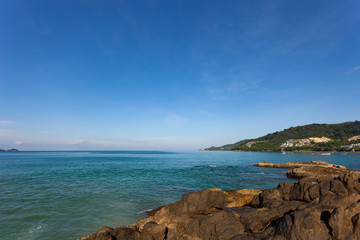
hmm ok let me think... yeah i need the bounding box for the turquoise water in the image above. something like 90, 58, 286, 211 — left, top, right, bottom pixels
1, 151, 360, 240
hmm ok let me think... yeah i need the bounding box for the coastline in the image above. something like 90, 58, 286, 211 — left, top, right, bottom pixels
79, 161, 360, 240
203, 149, 360, 154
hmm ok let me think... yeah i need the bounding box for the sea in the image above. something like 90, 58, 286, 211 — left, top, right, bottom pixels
1, 151, 360, 240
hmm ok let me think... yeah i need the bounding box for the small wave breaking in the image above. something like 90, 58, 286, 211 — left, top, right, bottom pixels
195, 165, 234, 168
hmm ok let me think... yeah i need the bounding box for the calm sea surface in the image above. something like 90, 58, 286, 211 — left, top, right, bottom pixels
1, 151, 360, 239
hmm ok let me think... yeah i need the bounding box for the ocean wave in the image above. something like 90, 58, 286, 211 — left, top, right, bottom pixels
12, 225, 43, 240
28, 225, 42, 234
137, 209, 153, 215
195, 165, 234, 168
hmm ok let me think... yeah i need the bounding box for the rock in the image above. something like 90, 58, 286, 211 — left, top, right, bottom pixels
180, 187, 226, 214
255, 160, 351, 179
79, 162, 360, 240
286, 166, 349, 179
145, 206, 164, 216
254, 160, 346, 170
240, 200, 304, 233
327, 202, 360, 239
78, 227, 141, 240
140, 222, 166, 240
254, 161, 276, 167
273, 208, 330, 240
78, 227, 114, 240
225, 189, 262, 207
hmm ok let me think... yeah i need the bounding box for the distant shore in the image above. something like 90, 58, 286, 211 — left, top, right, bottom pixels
0, 148, 19, 152
202, 149, 359, 154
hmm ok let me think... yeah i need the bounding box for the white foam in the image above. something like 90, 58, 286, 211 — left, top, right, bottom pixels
137, 209, 153, 214
28, 225, 42, 234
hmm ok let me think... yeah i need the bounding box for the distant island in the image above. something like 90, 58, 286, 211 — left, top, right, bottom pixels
0, 148, 19, 152
204, 121, 360, 152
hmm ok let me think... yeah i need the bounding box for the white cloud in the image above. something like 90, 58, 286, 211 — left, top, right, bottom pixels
0, 120, 16, 124
0, 132, 200, 151
164, 115, 188, 125
352, 66, 360, 71
0, 129, 10, 136
133, 137, 177, 143
67, 139, 87, 145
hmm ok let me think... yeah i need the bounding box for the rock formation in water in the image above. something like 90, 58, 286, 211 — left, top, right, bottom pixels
79, 162, 360, 240
254, 160, 355, 179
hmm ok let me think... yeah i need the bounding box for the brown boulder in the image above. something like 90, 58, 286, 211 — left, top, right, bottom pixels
254, 160, 346, 170
273, 208, 330, 240
328, 202, 360, 239
79, 167, 360, 240
79, 227, 141, 240
287, 166, 349, 179
225, 189, 262, 208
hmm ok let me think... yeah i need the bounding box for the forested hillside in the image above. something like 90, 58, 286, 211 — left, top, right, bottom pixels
204, 121, 360, 152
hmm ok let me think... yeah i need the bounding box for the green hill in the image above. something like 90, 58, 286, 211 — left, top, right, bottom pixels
204, 121, 360, 152
204, 139, 249, 151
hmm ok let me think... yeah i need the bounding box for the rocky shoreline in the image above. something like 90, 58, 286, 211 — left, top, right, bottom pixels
254, 160, 354, 179
79, 161, 360, 240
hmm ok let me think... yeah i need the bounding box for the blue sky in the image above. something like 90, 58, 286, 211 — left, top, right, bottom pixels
1, 0, 359, 151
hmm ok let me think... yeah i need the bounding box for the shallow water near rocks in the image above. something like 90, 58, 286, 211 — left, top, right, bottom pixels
1, 151, 359, 240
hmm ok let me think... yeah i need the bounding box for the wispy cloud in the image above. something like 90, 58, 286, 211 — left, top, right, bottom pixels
352, 66, 360, 71
164, 115, 188, 126
66, 139, 88, 145
0, 129, 11, 136
202, 72, 262, 101
133, 137, 177, 143
0, 132, 201, 151
65, 139, 128, 148
130, 136, 200, 150
0, 120, 16, 124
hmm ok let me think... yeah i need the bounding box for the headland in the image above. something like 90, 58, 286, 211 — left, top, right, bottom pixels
204, 121, 360, 153
0, 148, 19, 152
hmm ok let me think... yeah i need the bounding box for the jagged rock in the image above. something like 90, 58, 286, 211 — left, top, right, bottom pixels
225, 189, 262, 207
287, 166, 350, 179
140, 222, 166, 240
79, 162, 360, 240
272, 208, 331, 240
78, 226, 141, 240
254, 160, 354, 179
78, 227, 114, 240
